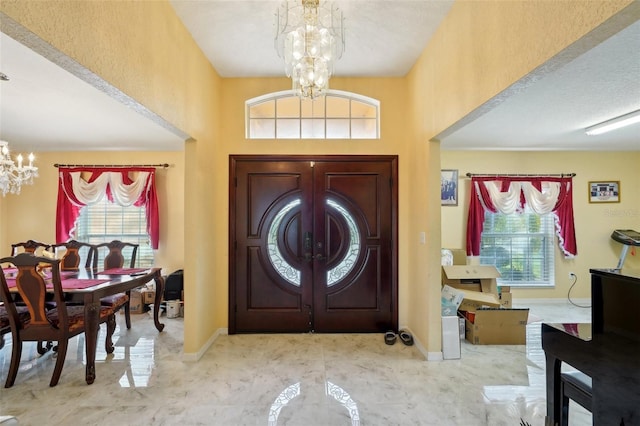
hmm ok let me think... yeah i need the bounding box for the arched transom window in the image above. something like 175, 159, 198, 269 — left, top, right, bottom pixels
246, 90, 380, 139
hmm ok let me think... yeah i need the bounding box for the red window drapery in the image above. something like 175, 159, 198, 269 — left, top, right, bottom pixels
56, 167, 160, 249
466, 176, 576, 258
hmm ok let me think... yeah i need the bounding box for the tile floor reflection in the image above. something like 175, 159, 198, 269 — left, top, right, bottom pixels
0, 300, 592, 425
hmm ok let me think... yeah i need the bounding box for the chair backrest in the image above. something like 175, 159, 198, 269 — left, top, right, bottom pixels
0, 253, 68, 340
51, 240, 95, 271
10, 240, 51, 256
92, 240, 138, 270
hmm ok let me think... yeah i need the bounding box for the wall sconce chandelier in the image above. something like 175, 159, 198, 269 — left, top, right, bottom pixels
0, 140, 38, 196
275, 0, 345, 99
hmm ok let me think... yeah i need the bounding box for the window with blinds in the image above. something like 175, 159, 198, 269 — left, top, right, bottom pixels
479, 207, 555, 287
73, 198, 154, 268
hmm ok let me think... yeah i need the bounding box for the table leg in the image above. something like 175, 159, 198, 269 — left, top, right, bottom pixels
544, 353, 562, 426
153, 272, 165, 332
84, 302, 100, 385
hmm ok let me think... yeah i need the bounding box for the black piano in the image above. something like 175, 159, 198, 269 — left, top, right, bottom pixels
542, 268, 640, 425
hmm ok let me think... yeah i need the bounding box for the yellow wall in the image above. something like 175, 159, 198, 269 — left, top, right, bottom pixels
1, 0, 636, 358
441, 150, 640, 299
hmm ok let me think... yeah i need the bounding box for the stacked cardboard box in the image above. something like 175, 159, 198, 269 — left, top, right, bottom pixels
128, 287, 156, 314
441, 264, 529, 345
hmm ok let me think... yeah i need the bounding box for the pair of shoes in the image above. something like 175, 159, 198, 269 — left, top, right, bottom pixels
384, 331, 397, 345
399, 330, 414, 346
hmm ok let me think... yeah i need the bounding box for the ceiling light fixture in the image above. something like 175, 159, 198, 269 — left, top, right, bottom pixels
275, 0, 345, 99
585, 109, 640, 136
0, 140, 38, 196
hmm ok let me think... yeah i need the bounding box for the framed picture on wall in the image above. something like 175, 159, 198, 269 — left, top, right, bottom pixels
441, 169, 458, 206
588, 181, 620, 203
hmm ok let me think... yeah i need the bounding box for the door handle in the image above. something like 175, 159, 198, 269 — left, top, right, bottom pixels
314, 253, 325, 261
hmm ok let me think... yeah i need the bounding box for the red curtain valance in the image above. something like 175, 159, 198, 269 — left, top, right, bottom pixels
466, 176, 576, 258
56, 167, 160, 249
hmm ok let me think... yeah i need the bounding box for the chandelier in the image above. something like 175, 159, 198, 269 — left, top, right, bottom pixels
275, 0, 345, 99
0, 140, 38, 196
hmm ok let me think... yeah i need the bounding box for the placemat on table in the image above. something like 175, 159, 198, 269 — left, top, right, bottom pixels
56, 279, 111, 289
98, 268, 148, 275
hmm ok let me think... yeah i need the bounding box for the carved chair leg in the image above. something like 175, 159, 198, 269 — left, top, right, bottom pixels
5, 334, 22, 388
124, 292, 131, 329
105, 315, 116, 354
50, 339, 68, 387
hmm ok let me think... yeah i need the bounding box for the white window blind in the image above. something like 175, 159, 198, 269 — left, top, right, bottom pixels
480, 208, 555, 287
73, 198, 154, 268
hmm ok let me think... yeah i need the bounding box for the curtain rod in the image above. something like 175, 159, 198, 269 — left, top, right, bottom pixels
54, 163, 169, 169
465, 172, 575, 177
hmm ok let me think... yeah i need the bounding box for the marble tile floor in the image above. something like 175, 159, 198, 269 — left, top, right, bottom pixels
0, 300, 592, 426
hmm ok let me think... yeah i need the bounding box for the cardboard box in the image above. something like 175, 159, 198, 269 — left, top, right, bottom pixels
441, 285, 464, 316
464, 308, 529, 345
457, 289, 501, 312
499, 290, 513, 309
128, 289, 144, 314
442, 265, 501, 295
141, 289, 155, 305
442, 316, 461, 359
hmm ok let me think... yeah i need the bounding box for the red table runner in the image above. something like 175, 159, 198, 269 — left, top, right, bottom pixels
98, 268, 148, 275
5, 278, 110, 290
57, 279, 111, 289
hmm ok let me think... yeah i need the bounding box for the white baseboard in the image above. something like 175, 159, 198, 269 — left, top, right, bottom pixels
399, 325, 443, 361
182, 327, 228, 362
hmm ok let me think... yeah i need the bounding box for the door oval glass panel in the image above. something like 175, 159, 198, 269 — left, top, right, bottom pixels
326, 199, 360, 287
267, 199, 301, 286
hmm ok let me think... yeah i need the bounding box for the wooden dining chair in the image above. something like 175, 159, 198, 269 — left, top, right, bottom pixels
51, 240, 95, 271
10, 240, 51, 256
92, 240, 139, 270
0, 304, 30, 350
0, 253, 117, 387
92, 240, 140, 329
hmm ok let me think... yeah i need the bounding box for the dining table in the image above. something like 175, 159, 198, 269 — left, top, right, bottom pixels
5, 266, 165, 385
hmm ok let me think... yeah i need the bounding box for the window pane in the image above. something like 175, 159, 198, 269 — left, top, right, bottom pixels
351, 119, 377, 139
246, 91, 380, 140
276, 97, 300, 118
351, 101, 376, 118
74, 198, 154, 268
301, 97, 325, 118
326, 96, 350, 118
326, 119, 350, 138
276, 118, 300, 139
249, 100, 275, 118
480, 210, 555, 287
301, 119, 325, 139
250, 119, 275, 139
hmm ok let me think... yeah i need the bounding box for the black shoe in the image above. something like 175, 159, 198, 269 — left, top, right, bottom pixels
399, 330, 414, 346
384, 331, 397, 345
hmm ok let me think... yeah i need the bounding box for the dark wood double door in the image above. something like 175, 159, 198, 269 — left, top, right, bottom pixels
229, 156, 398, 333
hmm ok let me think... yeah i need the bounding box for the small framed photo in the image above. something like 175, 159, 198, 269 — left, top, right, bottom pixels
441, 169, 458, 206
588, 181, 620, 203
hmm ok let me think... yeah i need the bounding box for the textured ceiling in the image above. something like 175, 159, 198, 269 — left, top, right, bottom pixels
0, 2, 639, 153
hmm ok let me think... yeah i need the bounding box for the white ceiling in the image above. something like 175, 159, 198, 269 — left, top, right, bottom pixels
0, 1, 639, 153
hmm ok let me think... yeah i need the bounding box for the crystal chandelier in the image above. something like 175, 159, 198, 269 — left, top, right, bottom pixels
0, 140, 38, 196
275, 0, 345, 99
